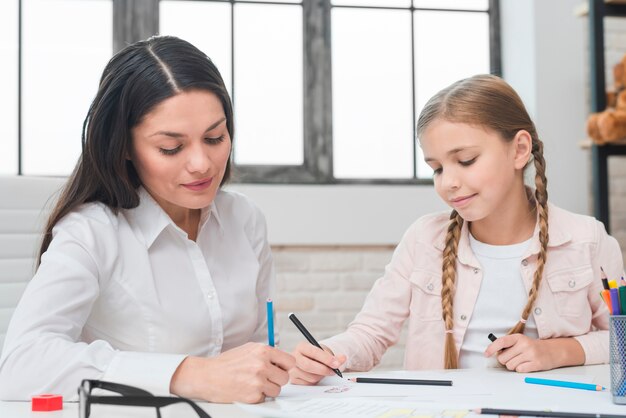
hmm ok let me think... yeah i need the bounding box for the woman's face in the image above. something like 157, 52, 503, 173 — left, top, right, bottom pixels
130, 89, 231, 219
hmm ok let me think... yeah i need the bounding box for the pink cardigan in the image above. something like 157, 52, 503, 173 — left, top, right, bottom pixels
322, 203, 623, 371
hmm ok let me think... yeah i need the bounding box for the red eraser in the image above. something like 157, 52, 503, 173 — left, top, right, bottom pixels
31, 394, 63, 411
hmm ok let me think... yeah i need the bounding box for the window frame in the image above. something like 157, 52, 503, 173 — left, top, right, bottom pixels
13, 0, 500, 184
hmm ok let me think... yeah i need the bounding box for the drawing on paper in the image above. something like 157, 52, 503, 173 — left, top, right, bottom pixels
324, 385, 352, 393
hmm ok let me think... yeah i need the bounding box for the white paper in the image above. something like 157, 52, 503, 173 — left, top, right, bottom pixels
279, 373, 492, 400
238, 398, 479, 418
254, 367, 620, 417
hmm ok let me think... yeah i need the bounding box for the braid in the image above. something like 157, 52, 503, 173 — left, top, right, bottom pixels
441, 210, 463, 369
509, 138, 549, 335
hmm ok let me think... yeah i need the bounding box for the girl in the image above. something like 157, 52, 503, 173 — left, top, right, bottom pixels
0, 36, 294, 403
290, 74, 623, 384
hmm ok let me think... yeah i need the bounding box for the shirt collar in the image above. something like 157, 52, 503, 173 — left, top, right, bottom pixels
126, 187, 224, 248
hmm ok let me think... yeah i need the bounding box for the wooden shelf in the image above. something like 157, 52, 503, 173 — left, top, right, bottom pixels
586, 0, 626, 231
579, 138, 626, 149
576, 0, 626, 17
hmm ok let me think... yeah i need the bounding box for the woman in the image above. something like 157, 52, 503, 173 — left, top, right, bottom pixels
0, 35, 294, 404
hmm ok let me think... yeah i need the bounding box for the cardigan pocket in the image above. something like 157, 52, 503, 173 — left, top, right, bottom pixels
409, 269, 443, 321
545, 266, 594, 317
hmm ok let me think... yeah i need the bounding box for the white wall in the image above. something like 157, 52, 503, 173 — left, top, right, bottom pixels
501, 0, 589, 215
231, 0, 591, 245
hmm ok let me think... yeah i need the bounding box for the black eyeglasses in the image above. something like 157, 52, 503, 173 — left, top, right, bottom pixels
78, 379, 211, 418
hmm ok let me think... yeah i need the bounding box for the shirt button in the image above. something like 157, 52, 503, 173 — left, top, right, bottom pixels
522, 259, 528, 266
568, 280, 576, 288
473, 268, 479, 274
207, 291, 215, 299
534, 307, 542, 315
460, 314, 467, 320
427, 283, 434, 291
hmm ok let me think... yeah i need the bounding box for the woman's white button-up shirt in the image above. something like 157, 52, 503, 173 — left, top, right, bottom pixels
0, 187, 275, 400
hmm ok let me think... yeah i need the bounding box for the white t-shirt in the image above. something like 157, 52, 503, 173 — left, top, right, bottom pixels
459, 234, 539, 368
0, 187, 274, 400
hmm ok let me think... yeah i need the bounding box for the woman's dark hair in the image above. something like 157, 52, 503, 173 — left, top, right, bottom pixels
38, 35, 234, 264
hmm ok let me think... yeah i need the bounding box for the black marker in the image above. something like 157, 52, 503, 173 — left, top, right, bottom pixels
487, 333, 497, 342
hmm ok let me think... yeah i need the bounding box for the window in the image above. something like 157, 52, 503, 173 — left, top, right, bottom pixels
21, 0, 112, 176
161, 0, 499, 183
6, 0, 499, 182
160, 0, 307, 182
4, 0, 112, 177
331, 7, 414, 179
0, 0, 18, 175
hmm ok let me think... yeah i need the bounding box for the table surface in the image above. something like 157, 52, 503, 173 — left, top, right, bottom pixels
0, 364, 618, 417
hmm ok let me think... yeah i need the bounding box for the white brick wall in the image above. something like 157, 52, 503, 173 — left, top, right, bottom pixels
271, 246, 408, 370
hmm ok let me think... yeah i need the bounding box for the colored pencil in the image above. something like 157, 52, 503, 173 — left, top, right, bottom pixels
525, 377, 605, 391
601, 266, 610, 290
288, 312, 343, 378
349, 377, 452, 386
266, 299, 274, 347
475, 408, 626, 418
619, 286, 626, 315
601, 289, 613, 312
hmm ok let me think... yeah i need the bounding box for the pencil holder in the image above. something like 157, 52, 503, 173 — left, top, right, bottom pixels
610, 315, 626, 404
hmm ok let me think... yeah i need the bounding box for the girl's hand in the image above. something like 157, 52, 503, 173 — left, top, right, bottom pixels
484, 333, 584, 372
289, 341, 347, 385
170, 342, 295, 403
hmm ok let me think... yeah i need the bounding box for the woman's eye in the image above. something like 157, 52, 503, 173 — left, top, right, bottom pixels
432, 167, 442, 175
159, 145, 182, 155
205, 135, 225, 145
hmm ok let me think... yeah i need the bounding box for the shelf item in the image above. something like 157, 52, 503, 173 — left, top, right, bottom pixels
587, 0, 626, 232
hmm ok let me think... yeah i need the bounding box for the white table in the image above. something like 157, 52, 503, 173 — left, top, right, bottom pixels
0, 365, 618, 418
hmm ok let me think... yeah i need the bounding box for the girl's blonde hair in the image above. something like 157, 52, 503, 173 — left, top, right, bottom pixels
416, 74, 549, 369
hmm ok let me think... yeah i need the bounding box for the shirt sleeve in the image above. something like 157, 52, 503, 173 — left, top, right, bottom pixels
0, 211, 185, 400
574, 220, 625, 365
321, 221, 419, 372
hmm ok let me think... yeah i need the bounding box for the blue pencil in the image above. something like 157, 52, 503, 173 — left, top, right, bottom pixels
524, 377, 605, 391
266, 299, 275, 347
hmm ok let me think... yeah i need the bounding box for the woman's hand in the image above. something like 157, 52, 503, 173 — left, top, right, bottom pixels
170, 342, 295, 403
484, 333, 585, 372
289, 341, 347, 385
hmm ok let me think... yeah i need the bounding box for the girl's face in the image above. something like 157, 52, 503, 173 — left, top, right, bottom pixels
130, 89, 231, 220
420, 119, 529, 223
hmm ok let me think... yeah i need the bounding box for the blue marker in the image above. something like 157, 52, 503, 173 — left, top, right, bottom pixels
525, 377, 605, 391
266, 298, 275, 347
611, 288, 621, 315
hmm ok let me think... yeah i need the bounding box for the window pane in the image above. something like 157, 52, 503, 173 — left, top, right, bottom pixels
160, 1, 232, 95
332, 0, 410, 7
0, 0, 18, 175
22, 0, 112, 176
332, 8, 413, 179
233, 4, 303, 165
414, 11, 489, 178
413, 0, 488, 11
